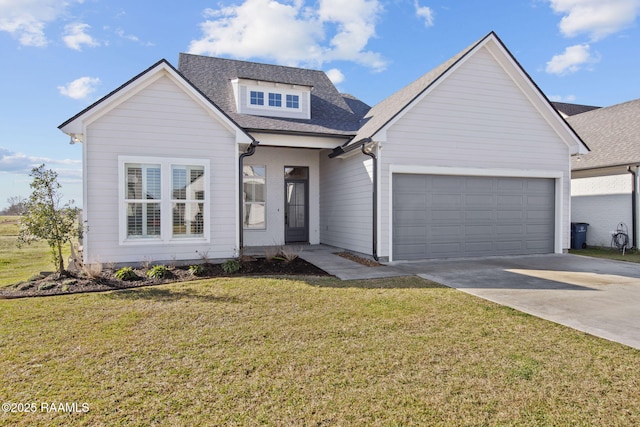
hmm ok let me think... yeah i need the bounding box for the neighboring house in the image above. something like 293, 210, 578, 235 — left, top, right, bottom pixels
59, 32, 587, 265
567, 99, 640, 249
552, 101, 600, 119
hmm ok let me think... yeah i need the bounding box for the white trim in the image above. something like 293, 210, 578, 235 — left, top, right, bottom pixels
387, 165, 565, 261
60, 62, 251, 144
118, 155, 211, 246
372, 34, 588, 155
389, 165, 563, 179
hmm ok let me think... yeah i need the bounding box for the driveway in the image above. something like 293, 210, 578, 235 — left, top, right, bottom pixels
391, 254, 640, 350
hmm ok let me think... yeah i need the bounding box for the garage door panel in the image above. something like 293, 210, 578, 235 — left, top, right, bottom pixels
393, 174, 555, 260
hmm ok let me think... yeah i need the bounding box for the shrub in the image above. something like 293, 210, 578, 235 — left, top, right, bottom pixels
115, 267, 138, 281
147, 265, 169, 279
188, 264, 206, 277
38, 282, 56, 291
222, 259, 241, 274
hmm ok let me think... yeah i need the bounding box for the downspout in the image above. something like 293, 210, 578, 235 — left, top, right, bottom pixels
361, 142, 378, 261
628, 166, 640, 249
239, 141, 259, 250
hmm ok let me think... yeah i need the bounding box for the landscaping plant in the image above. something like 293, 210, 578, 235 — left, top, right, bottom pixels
17, 164, 82, 277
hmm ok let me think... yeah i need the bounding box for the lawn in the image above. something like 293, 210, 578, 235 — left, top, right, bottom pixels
0, 216, 70, 287
1, 276, 639, 426
570, 246, 640, 263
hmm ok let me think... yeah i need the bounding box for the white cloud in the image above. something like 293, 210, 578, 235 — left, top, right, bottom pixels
548, 0, 640, 40
326, 68, 345, 84
0, 147, 81, 175
0, 0, 80, 47
548, 94, 577, 102
115, 28, 155, 47
188, 0, 387, 71
58, 76, 101, 100
545, 43, 598, 74
414, 1, 434, 27
63, 23, 99, 50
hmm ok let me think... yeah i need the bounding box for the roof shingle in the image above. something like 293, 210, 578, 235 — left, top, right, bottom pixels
178, 53, 369, 137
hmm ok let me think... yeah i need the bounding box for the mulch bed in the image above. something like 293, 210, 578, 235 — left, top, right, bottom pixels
0, 257, 330, 299
336, 251, 382, 267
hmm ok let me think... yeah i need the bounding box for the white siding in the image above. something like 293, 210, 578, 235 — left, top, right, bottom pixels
243, 146, 320, 246
379, 46, 571, 257
571, 174, 633, 247
319, 150, 374, 255
84, 75, 238, 264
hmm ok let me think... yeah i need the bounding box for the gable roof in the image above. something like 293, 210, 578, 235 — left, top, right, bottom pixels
59, 59, 252, 143
552, 101, 601, 117
569, 98, 640, 171
178, 54, 369, 137
344, 31, 588, 156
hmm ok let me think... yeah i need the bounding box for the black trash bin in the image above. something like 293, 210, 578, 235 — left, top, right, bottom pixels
571, 222, 589, 249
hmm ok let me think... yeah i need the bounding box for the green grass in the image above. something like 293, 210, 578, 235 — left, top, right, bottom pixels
0, 216, 71, 287
1, 276, 639, 426
570, 246, 640, 263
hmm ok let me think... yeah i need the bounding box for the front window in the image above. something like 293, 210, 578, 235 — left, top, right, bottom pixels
125, 163, 161, 239
120, 157, 209, 244
172, 165, 205, 237
243, 165, 266, 229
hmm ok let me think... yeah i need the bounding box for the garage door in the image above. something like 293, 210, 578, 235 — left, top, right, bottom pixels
393, 175, 555, 260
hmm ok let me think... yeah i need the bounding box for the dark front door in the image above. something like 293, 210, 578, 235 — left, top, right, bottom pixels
284, 167, 309, 243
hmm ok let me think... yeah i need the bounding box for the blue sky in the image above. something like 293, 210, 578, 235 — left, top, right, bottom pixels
1, 0, 639, 209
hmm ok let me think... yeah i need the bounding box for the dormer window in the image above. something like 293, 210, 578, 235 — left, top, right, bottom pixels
232, 78, 311, 120
250, 91, 264, 106
268, 93, 282, 107
286, 94, 299, 109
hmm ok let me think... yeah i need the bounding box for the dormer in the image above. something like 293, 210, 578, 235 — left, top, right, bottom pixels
231, 78, 312, 120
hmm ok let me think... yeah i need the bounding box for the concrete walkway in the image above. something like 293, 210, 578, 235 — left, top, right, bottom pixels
297, 245, 407, 280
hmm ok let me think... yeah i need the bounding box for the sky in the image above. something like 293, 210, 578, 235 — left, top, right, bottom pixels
1, 0, 639, 209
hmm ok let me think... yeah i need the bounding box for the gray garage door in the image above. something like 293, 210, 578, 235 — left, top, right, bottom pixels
393, 175, 555, 260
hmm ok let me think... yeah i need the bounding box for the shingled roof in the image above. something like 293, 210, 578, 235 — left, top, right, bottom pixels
552, 101, 600, 117
178, 53, 369, 137
569, 98, 640, 171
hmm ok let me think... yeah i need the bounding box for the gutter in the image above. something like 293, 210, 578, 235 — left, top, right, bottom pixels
329, 137, 378, 261
239, 140, 260, 251
628, 166, 640, 249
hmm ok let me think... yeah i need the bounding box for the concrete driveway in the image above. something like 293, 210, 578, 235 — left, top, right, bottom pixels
392, 254, 640, 350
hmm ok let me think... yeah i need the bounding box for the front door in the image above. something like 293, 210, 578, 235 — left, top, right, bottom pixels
284, 166, 309, 243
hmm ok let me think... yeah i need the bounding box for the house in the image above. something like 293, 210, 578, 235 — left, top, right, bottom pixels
567, 99, 640, 249
59, 32, 588, 265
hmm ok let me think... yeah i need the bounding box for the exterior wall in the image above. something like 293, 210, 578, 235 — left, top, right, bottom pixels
571, 174, 633, 247
243, 146, 320, 246
84, 74, 238, 264
319, 149, 373, 255
378, 46, 571, 259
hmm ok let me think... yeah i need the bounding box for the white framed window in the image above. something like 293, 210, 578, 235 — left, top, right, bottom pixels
243, 165, 266, 229
250, 91, 264, 105
286, 94, 299, 109
268, 92, 282, 107
119, 156, 210, 244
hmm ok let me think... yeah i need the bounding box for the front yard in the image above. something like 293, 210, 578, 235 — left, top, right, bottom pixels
2, 276, 639, 425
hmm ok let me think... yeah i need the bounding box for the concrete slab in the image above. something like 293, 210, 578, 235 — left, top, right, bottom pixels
298, 245, 407, 280
390, 254, 640, 349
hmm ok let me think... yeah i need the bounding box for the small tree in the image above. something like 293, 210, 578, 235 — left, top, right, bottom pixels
18, 164, 82, 276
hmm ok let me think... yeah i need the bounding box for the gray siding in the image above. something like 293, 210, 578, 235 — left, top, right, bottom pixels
319, 150, 373, 255
84, 74, 238, 264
